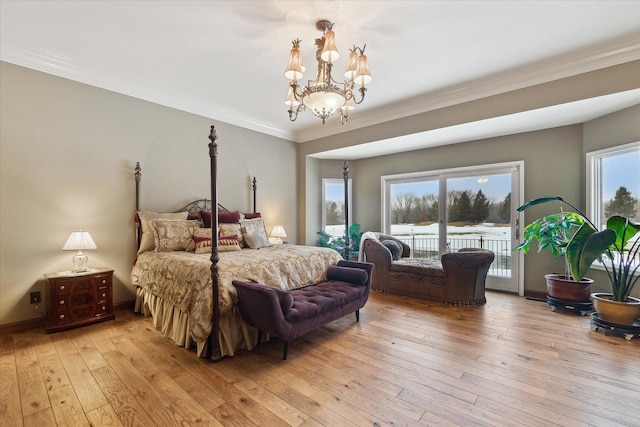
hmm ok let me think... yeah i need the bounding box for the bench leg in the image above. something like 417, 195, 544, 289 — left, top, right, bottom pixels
282, 341, 290, 360
355, 309, 360, 322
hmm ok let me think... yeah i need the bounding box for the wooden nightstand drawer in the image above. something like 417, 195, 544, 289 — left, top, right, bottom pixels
44, 267, 115, 333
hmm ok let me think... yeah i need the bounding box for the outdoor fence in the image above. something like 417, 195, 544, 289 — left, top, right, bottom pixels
393, 235, 512, 277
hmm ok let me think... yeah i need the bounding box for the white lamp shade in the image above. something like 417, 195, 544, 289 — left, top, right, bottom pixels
284, 84, 301, 108
354, 54, 372, 86
320, 29, 339, 63
284, 44, 305, 81
63, 231, 97, 251
344, 49, 358, 81
63, 231, 97, 272
271, 225, 287, 239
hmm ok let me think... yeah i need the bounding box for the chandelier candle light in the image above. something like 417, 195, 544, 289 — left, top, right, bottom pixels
62, 230, 97, 272
284, 20, 372, 125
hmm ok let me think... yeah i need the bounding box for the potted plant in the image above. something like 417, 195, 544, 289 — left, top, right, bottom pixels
514, 206, 593, 302
317, 223, 364, 260
517, 196, 640, 325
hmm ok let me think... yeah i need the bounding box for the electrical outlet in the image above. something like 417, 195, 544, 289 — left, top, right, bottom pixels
30, 291, 41, 304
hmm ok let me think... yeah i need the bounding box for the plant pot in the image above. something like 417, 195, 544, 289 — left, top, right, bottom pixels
545, 274, 593, 302
591, 293, 640, 326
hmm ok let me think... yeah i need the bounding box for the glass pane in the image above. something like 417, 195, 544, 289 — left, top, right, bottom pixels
600, 150, 640, 225
389, 179, 440, 261
446, 173, 512, 277
324, 180, 345, 238
600, 149, 640, 267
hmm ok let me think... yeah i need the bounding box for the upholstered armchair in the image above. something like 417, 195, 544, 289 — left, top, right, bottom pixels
361, 232, 495, 306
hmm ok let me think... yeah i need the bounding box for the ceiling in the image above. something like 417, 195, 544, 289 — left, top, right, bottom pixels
2, 1, 639, 158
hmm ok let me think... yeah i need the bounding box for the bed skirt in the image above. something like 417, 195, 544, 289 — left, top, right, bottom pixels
134, 286, 258, 357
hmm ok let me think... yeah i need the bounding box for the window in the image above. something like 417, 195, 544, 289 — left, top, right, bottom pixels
322, 178, 352, 238
587, 142, 640, 269
382, 161, 522, 293
587, 142, 640, 229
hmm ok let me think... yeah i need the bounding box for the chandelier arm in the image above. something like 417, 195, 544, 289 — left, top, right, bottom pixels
288, 104, 305, 122
352, 87, 367, 105
290, 82, 304, 100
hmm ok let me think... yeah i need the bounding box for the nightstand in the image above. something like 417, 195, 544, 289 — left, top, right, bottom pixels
44, 267, 115, 333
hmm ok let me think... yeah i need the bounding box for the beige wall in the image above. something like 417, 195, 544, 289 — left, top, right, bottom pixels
298, 62, 640, 295
308, 108, 639, 296
0, 62, 296, 326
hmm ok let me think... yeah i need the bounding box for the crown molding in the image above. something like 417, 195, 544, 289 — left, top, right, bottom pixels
3, 34, 638, 144
292, 34, 640, 142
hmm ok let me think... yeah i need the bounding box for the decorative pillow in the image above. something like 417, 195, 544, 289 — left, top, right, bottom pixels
193, 229, 242, 253
137, 211, 188, 254
240, 218, 270, 248
327, 266, 369, 286
381, 239, 402, 260
200, 210, 212, 228
242, 212, 262, 219
152, 219, 201, 252
200, 210, 242, 228
219, 210, 241, 224
241, 226, 270, 249
219, 223, 244, 247
218, 235, 242, 252
193, 228, 213, 254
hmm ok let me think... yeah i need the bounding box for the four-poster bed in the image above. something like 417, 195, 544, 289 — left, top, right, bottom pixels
131, 125, 352, 361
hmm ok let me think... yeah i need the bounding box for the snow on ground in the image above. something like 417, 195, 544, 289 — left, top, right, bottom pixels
327, 223, 510, 241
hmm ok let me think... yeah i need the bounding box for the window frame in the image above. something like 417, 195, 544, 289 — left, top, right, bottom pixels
586, 141, 640, 230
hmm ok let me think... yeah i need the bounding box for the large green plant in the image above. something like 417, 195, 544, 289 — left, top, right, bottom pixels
317, 223, 364, 260
514, 211, 584, 278
517, 196, 640, 301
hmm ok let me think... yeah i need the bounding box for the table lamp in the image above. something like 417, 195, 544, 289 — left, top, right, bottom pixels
62, 230, 97, 272
270, 225, 287, 244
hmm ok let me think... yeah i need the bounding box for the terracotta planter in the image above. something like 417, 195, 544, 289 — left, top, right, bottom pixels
591, 293, 640, 326
545, 274, 593, 302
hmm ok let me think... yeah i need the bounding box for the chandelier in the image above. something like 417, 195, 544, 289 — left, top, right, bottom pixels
284, 20, 372, 125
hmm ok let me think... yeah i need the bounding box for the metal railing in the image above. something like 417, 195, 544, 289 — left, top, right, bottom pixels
393, 235, 512, 277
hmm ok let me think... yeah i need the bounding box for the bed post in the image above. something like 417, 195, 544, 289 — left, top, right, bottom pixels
252, 177, 257, 213
343, 161, 350, 260
134, 162, 142, 248
207, 125, 222, 362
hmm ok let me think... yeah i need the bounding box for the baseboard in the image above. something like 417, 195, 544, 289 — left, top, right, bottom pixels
0, 299, 136, 335
524, 290, 547, 302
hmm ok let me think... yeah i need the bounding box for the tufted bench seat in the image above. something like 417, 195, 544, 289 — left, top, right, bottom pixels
232, 260, 374, 360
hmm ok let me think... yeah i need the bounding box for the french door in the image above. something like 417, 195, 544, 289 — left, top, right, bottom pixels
383, 161, 523, 294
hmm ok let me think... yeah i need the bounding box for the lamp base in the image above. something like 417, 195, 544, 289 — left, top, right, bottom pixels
72, 251, 89, 272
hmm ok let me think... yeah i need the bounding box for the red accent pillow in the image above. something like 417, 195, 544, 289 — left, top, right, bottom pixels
199, 210, 241, 228
219, 211, 241, 224
243, 212, 262, 219
199, 210, 212, 228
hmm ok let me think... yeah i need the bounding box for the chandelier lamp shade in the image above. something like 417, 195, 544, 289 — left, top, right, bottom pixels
62, 230, 97, 272
284, 19, 372, 125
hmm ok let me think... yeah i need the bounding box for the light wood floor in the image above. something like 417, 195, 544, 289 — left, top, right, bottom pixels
1, 291, 638, 427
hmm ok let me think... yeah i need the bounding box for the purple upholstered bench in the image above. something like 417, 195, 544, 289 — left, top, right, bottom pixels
232, 260, 374, 360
